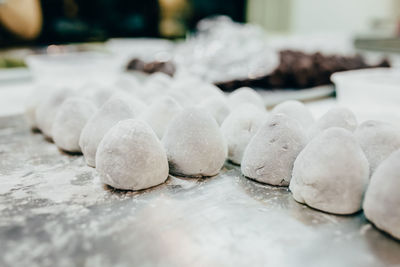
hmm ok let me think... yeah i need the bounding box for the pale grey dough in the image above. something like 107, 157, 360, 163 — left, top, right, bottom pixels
308, 107, 357, 140
166, 80, 223, 107
221, 103, 268, 165
363, 149, 400, 240
96, 119, 169, 190
199, 96, 230, 125
228, 87, 264, 110
35, 87, 75, 138
111, 91, 147, 115
79, 96, 139, 167
290, 127, 369, 215
162, 107, 226, 177
354, 120, 400, 175
139, 96, 182, 139
272, 100, 314, 130
195, 83, 226, 102
52, 98, 97, 153
24, 86, 51, 130
80, 83, 115, 107
241, 114, 307, 186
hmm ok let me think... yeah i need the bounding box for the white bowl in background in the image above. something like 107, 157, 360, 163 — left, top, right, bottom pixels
331, 68, 400, 126
26, 52, 123, 88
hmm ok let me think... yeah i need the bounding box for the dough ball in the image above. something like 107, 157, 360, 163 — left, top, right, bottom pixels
96, 119, 169, 190
79, 95, 138, 167
308, 107, 358, 140
221, 103, 268, 165
139, 96, 182, 139
52, 98, 97, 152
198, 96, 230, 125
272, 100, 314, 130
241, 114, 307, 186
162, 107, 226, 177
166, 78, 204, 107
290, 127, 369, 214
196, 83, 226, 102
355, 120, 400, 175
114, 74, 141, 95
228, 87, 264, 110
80, 83, 115, 107
145, 72, 172, 89
110, 91, 147, 115
24, 85, 51, 130
35, 87, 76, 138
363, 149, 400, 240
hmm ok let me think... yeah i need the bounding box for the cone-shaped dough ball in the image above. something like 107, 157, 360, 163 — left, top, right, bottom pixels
228, 87, 264, 110
79, 96, 138, 167
162, 107, 226, 177
111, 92, 147, 115
355, 120, 400, 175
199, 96, 230, 125
145, 72, 172, 89
25, 85, 51, 130
52, 98, 97, 153
35, 87, 75, 138
221, 104, 268, 165
96, 119, 169, 190
80, 83, 115, 107
139, 96, 182, 139
272, 100, 314, 130
363, 149, 400, 240
114, 74, 141, 96
241, 114, 307, 186
196, 83, 226, 102
290, 127, 369, 215
308, 107, 357, 140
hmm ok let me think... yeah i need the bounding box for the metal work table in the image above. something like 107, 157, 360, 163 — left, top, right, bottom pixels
1, 115, 399, 267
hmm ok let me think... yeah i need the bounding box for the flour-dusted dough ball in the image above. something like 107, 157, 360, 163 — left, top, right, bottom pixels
272, 100, 314, 130
221, 104, 268, 165
79, 96, 138, 167
199, 96, 230, 125
111, 91, 147, 115
35, 87, 76, 138
354, 120, 400, 175
52, 98, 97, 153
290, 127, 369, 214
139, 96, 182, 139
228, 87, 264, 110
114, 74, 141, 95
241, 114, 307, 186
308, 107, 357, 140
196, 83, 226, 102
24, 85, 51, 130
363, 149, 400, 240
145, 72, 172, 89
80, 83, 115, 107
96, 119, 169, 190
162, 107, 226, 177
166, 77, 204, 107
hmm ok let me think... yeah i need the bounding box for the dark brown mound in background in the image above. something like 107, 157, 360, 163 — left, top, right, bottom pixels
126, 50, 390, 91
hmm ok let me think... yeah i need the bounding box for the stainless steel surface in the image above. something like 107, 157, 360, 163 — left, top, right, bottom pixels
1, 115, 399, 267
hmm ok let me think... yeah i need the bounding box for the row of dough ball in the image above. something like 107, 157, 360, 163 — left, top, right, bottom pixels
25, 73, 264, 183
236, 103, 400, 240
26, 73, 400, 240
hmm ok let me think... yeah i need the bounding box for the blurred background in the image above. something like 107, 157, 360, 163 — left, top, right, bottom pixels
0, 0, 399, 46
